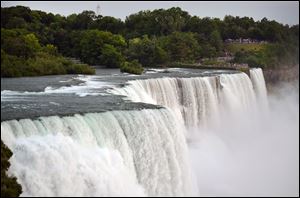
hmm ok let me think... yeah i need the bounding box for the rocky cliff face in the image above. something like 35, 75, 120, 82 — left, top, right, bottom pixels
263, 64, 299, 89
1, 141, 22, 197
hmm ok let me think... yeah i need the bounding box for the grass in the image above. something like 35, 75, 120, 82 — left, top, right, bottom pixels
165, 61, 236, 70
225, 43, 269, 54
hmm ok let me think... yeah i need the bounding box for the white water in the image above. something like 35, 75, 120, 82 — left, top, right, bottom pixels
110, 72, 257, 129
1, 75, 114, 101
44, 75, 115, 97
1, 109, 193, 197
250, 68, 269, 109
8, 134, 145, 197
2, 68, 298, 196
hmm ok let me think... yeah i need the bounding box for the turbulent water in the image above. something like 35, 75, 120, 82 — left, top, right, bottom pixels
2, 109, 192, 197
110, 71, 258, 129
1, 68, 298, 196
250, 68, 269, 109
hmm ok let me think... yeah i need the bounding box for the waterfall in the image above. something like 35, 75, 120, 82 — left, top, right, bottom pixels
219, 72, 257, 113
6, 134, 145, 197
1, 68, 270, 197
1, 109, 193, 197
110, 71, 263, 129
250, 68, 268, 108
110, 77, 219, 128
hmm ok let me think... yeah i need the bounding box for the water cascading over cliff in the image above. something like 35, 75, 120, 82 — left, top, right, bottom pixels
250, 68, 268, 109
1, 68, 268, 197
111, 69, 266, 129
1, 109, 193, 197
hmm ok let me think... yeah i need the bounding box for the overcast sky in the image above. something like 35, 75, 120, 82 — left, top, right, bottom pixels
1, 1, 299, 25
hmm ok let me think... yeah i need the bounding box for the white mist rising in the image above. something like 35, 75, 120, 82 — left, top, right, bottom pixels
188, 81, 299, 196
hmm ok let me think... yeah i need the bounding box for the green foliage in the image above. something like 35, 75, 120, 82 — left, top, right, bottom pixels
202, 59, 221, 66
90, 16, 125, 34
225, 43, 268, 54
1, 50, 23, 77
66, 11, 96, 30
43, 44, 58, 56
209, 30, 223, 52
185, 17, 218, 37
231, 40, 299, 69
125, 7, 190, 37
120, 60, 144, 75
233, 50, 266, 68
159, 32, 201, 62
2, 6, 297, 43
1, 29, 41, 58
100, 44, 125, 68
78, 30, 126, 66
1, 49, 95, 77
1, 6, 298, 75
126, 35, 168, 67
1, 141, 22, 197
1, 29, 95, 77
23, 33, 41, 54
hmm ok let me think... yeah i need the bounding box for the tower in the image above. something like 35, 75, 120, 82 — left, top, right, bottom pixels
96, 4, 100, 16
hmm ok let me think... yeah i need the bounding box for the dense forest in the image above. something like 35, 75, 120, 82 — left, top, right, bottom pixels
1, 6, 299, 76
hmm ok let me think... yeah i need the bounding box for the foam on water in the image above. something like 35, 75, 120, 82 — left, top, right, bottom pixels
1, 75, 114, 101
1, 109, 193, 197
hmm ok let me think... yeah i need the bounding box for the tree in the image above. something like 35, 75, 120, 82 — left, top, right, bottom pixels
1, 5, 298, 73
160, 32, 201, 62
127, 35, 168, 67
79, 30, 126, 66
43, 44, 58, 56
66, 11, 96, 30
5, 17, 27, 29
1, 28, 95, 77
100, 44, 124, 68
91, 16, 125, 34
209, 30, 223, 51
125, 7, 190, 37
1, 29, 40, 58
23, 33, 41, 57
153, 7, 190, 35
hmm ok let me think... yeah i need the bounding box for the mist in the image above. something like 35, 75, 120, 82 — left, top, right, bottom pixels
188, 81, 299, 196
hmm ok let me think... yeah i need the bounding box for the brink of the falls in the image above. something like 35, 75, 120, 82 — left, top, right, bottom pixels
1, 68, 272, 197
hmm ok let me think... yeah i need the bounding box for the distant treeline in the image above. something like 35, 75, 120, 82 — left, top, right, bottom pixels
1, 6, 299, 76
1, 28, 95, 77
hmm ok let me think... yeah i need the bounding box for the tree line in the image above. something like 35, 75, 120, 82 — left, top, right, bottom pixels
1, 6, 299, 76
1, 28, 95, 77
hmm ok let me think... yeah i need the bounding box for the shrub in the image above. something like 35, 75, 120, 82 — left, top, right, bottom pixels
66, 63, 95, 75
120, 60, 144, 75
1, 51, 95, 77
